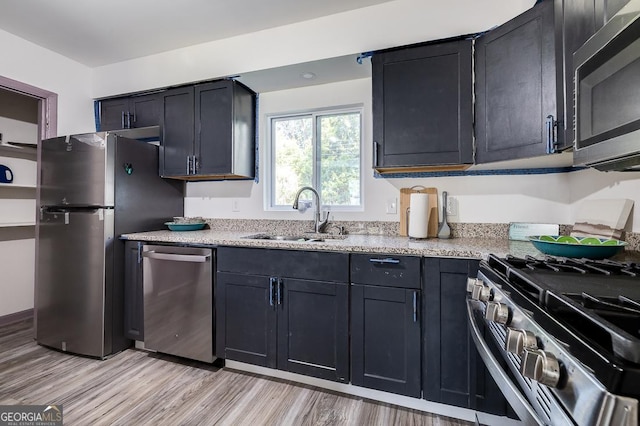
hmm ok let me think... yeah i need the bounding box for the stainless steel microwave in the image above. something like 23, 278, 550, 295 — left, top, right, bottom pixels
574, 0, 640, 171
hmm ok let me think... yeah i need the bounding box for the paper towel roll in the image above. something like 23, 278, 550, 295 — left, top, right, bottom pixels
408, 193, 429, 239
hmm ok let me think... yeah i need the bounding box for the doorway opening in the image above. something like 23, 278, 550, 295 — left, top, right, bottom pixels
0, 75, 56, 325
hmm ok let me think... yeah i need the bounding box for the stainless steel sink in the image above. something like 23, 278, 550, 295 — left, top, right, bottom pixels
242, 233, 347, 242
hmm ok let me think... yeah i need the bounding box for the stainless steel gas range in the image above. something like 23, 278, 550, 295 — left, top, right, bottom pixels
467, 255, 640, 426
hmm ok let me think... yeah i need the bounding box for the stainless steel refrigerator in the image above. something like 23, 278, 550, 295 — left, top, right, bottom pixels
35, 127, 184, 359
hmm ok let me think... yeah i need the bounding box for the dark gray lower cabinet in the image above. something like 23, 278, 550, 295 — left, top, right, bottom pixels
350, 253, 421, 397
351, 284, 421, 397
216, 272, 277, 367
123, 241, 144, 341
423, 257, 507, 415
216, 247, 349, 382
277, 278, 349, 381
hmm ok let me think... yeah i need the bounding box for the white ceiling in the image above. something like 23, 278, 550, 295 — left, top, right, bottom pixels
0, 0, 392, 67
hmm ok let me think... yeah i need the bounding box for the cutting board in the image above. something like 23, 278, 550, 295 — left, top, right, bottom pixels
571, 198, 634, 240
399, 187, 438, 237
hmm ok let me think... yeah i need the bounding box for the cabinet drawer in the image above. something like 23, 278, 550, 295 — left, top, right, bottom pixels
217, 247, 349, 283
350, 254, 420, 288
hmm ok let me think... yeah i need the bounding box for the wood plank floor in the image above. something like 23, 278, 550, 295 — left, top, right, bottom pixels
0, 320, 472, 426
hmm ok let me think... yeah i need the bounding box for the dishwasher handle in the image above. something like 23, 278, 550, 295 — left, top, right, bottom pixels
143, 250, 211, 263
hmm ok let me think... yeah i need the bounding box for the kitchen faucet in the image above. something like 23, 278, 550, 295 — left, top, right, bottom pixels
292, 186, 330, 233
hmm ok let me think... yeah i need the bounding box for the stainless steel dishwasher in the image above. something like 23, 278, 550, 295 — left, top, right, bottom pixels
142, 244, 214, 363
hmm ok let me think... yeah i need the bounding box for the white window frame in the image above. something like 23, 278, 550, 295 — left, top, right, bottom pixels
265, 104, 364, 212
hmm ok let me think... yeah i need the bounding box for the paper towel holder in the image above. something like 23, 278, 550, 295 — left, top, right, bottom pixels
406, 207, 428, 240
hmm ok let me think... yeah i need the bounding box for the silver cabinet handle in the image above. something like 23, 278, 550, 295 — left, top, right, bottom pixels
186, 156, 192, 175
143, 251, 210, 263
546, 114, 558, 154
137, 242, 143, 264
126, 112, 132, 129
373, 141, 379, 167
193, 155, 198, 174
277, 278, 283, 305
413, 291, 418, 323
121, 111, 126, 129
269, 277, 277, 307
369, 258, 400, 264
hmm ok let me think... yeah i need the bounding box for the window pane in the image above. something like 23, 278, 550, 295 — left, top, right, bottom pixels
318, 113, 361, 206
273, 116, 313, 206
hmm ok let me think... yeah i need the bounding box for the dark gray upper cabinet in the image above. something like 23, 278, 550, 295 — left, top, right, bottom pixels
350, 254, 421, 397
99, 93, 160, 131
475, 0, 559, 163
160, 80, 256, 180
159, 86, 195, 177
130, 94, 162, 129
476, 0, 602, 161
372, 39, 473, 171
216, 247, 349, 382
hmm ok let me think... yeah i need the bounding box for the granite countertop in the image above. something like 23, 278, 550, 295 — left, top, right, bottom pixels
121, 229, 545, 259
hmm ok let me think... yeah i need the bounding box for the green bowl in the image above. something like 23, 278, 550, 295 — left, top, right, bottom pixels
165, 222, 206, 231
528, 235, 627, 259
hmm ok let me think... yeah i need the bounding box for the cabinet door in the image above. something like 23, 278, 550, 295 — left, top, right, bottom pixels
423, 258, 507, 415
123, 241, 144, 340
372, 39, 473, 168
277, 278, 349, 382
475, 0, 559, 163
130, 94, 160, 129
159, 86, 195, 177
351, 284, 421, 397
99, 97, 129, 131
195, 81, 233, 175
216, 272, 277, 368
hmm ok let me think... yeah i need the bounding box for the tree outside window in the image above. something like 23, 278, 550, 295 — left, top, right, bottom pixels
269, 108, 362, 210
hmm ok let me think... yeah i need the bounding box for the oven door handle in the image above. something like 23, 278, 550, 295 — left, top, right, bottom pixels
467, 299, 546, 426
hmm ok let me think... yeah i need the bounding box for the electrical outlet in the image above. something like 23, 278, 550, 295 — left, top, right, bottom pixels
386, 198, 397, 214
446, 196, 458, 216
231, 199, 240, 212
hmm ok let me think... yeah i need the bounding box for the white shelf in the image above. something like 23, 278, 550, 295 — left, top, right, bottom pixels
0, 184, 36, 189
0, 143, 37, 160
0, 222, 36, 228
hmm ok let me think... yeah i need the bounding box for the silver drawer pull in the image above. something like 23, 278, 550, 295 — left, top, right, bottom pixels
369, 258, 401, 264
143, 251, 210, 263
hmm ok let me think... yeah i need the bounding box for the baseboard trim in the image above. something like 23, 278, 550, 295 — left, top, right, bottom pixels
0, 309, 33, 327
225, 360, 520, 426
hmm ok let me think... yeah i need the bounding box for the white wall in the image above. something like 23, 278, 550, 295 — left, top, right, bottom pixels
0, 30, 95, 317
92, 0, 535, 97
0, 29, 94, 135
184, 77, 640, 233
0, 117, 38, 144
0, 238, 35, 316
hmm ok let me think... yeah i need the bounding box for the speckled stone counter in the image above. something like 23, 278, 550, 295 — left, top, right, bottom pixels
121, 229, 545, 259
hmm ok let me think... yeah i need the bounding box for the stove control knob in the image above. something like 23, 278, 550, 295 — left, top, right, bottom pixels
466, 278, 481, 293
485, 301, 509, 324
505, 328, 538, 354
471, 283, 492, 302
521, 349, 560, 388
